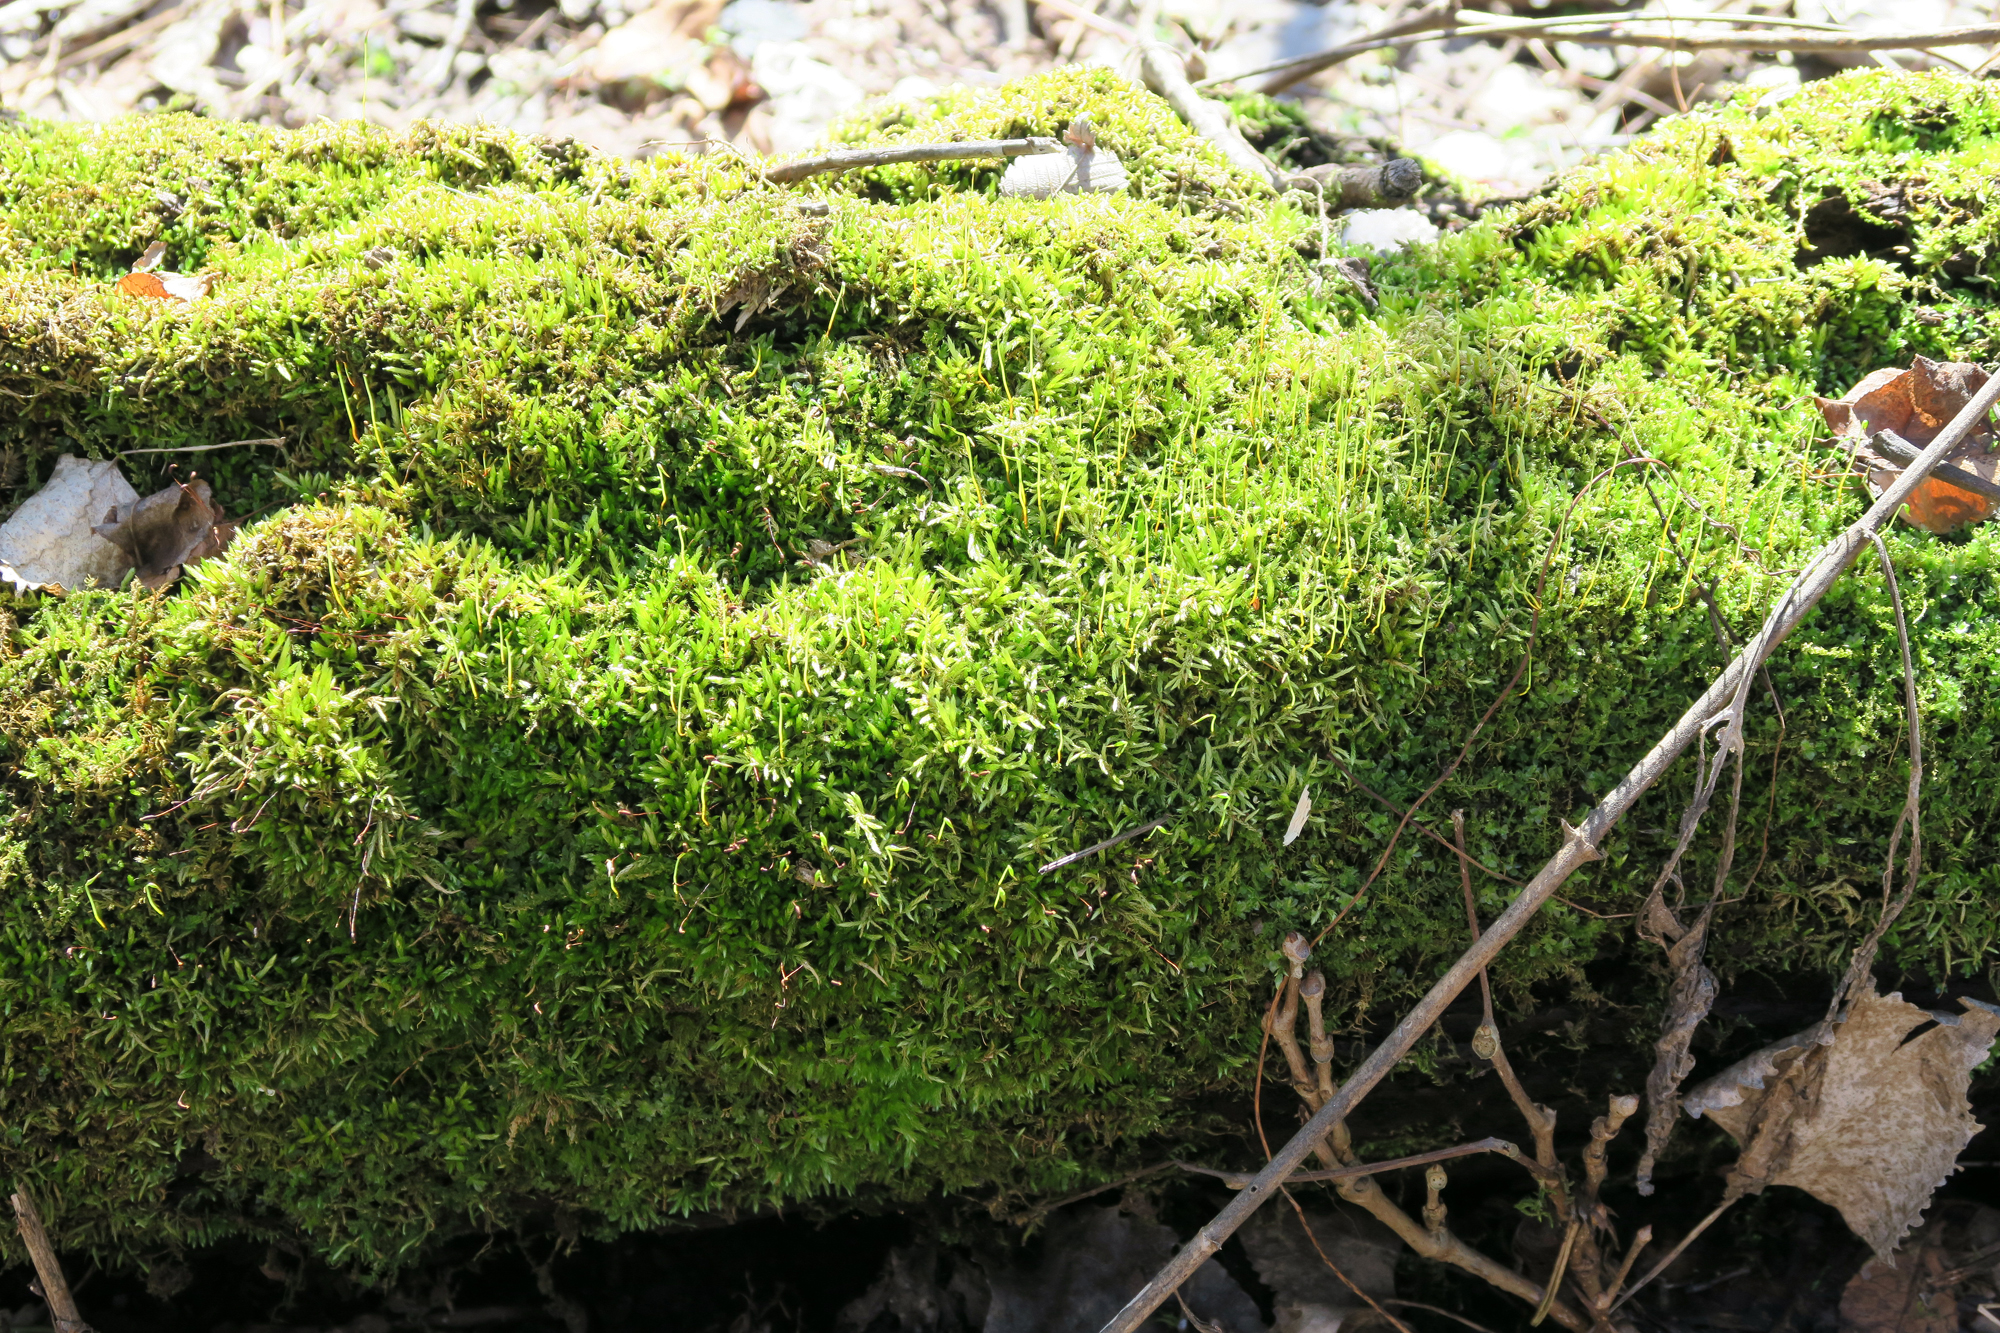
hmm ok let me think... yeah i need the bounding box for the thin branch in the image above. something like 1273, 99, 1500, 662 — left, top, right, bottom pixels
1826, 532, 1924, 1021
1138, 44, 1285, 190
117, 436, 285, 458
765, 138, 1062, 184
1596, 1225, 1652, 1311
1233, 0, 1462, 94
1035, 0, 1135, 41
1175, 1137, 1556, 1189
1037, 815, 1171, 874
11, 1191, 90, 1333
1455, 811, 1562, 1193
1008, 1161, 1179, 1227
1530, 1219, 1580, 1326
1279, 1185, 1416, 1333
1331, 757, 1524, 886
1867, 429, 2000, 503
1454, 810, 1497, 1028
1214, 14, 1999, 94
1609, 1196, 1737, 1313
1096, 367, 2000, 1333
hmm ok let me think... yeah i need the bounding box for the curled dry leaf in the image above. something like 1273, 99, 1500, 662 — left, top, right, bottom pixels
91, 475, 236, 590
1633, 891, 1719, 1196
114, 240, 213, 303
1817, 355, 2000, 534
0, 454, 140, 595
999, 118, 1129, 199
1685, 980, 2000, 1262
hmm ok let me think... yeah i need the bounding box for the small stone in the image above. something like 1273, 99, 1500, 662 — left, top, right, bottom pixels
1340, 208, 1438, 254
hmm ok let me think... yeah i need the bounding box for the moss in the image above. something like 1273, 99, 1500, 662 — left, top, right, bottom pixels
1, 67, 1999, 1272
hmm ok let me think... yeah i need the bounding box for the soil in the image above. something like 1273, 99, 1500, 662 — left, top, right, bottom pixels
14, 968, 1999, 1333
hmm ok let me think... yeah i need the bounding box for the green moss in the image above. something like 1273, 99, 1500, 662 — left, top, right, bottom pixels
2, 67, 1999, 1272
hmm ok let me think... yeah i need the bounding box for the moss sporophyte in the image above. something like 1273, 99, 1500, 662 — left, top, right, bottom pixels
1, 66, 1999, 1270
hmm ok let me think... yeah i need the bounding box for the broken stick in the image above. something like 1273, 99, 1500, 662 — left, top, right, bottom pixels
1138, 44, 1286, 192
1097, 365, 2000, 1333
11, 1190, 90, 1333
763, 138, 1062, 184
1226, 16, 2000, 95
1298, 158, 1424, 210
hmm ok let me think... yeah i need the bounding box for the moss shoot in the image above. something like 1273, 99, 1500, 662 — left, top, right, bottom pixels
2, 66, 1998, 1273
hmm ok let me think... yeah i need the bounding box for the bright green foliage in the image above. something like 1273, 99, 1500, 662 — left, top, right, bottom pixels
1, 67, 1998, 1271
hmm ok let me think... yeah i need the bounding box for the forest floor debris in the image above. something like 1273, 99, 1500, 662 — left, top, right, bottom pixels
5, 0, 2000, 191
0, 454, 235, 593
9, 43, 2000, 1333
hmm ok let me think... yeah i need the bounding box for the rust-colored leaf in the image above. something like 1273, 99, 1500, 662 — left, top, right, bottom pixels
116, 271, 172, 300
113, 246, 213, 303
1818, 356, 1999, 533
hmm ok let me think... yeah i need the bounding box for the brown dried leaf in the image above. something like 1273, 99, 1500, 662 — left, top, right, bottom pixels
1817, 356, 1999, 534
581, 0, 722, 84
1685, 982, 2000, 1262
1838, 1224, 1955, 1333
91, 475, 235, 590
0, 454, 139, 595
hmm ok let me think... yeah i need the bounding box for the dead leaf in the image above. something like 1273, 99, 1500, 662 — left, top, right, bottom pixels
1839, 1223, 1956, 1333
0, 454, 139, 595
999, 118, 1129, 199
91, 475, 235, 589
1817, 356, 2000, 534
1283, 789, 1312, 846
113, 242, 212, 303
1634, 898, 1718, 1195
1685, 981, 2000, 1262
582, 0, 723, 84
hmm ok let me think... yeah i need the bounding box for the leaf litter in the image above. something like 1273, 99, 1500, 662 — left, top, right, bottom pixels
0, 453, 236, 595
114, 239, 213, 303
1685, 983, 2000, 1265
0, 454, 138, 595
1818, 355, 2000, 534
93, 474, 235, 589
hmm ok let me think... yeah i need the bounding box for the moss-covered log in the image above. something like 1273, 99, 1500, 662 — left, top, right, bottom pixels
2, 67, 1998, 1273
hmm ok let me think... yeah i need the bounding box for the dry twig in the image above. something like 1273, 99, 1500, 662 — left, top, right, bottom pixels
10, 1190, 90, 1333
1097, 368, 2000, 1333
1215, 13, 1999, 95
1176, 1137, 1555, 1189
1037, 815, 1172, 874
1138, 43, 1286, 191
764, 137, 1063, 184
